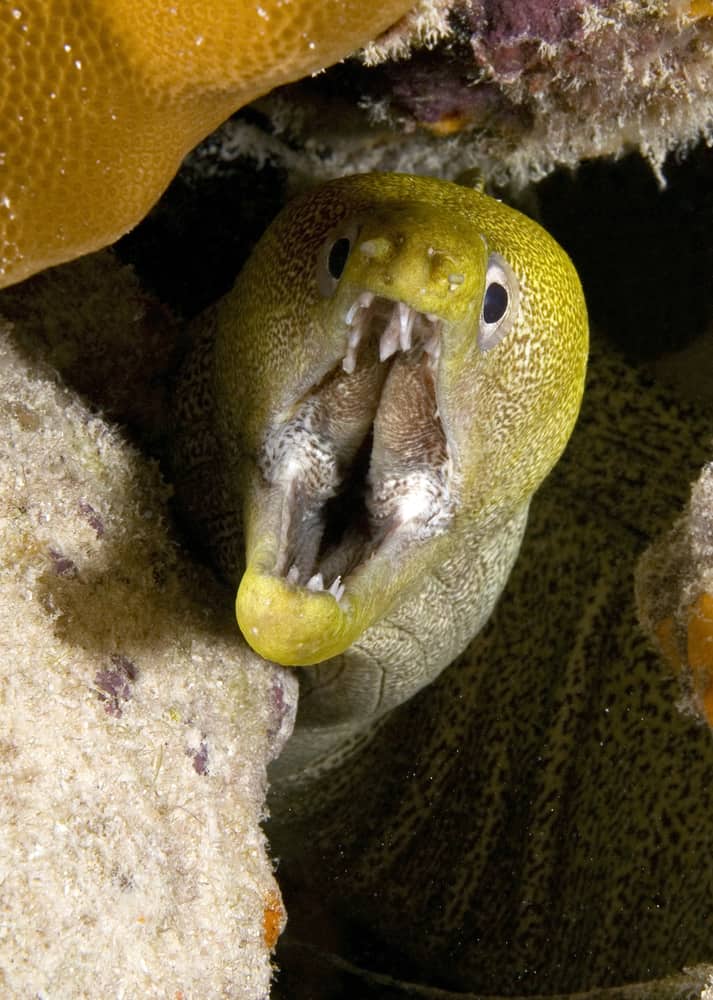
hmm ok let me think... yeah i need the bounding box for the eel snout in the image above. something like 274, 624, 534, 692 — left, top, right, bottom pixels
265, 290, 452, 593
237, 289, 455, 665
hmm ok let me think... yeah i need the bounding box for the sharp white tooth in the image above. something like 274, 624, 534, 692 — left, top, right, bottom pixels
306, 572, 325, 592
328, 576, 344, 602
398, 302, 415, 351
345, 292, 373, 325
425, 335, 441, 365
379, 330, 399, 361
379, 310, 401, 361
343, 324, 361, 373
345, 305, 365, 372
287, 564, 300, 585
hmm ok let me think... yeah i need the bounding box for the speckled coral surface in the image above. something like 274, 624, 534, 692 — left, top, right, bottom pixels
0, 279, 297, 996
229, 0, 713, 190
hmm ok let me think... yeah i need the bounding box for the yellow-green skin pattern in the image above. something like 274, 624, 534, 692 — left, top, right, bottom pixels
272, 340, 713, 997
180, 172, 587, 777
185, 175, 713, 996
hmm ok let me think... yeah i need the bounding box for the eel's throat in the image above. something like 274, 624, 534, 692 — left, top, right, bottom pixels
237, 293, 455, 666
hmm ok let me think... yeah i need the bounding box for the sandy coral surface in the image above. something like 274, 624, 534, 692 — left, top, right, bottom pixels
0, 260, 297, 997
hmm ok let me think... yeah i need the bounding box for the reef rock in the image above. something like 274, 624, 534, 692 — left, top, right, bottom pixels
0, 256, 297, 998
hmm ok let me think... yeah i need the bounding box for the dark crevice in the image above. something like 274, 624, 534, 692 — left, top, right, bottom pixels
320, 429, 374, 561
536, 145, 713, 360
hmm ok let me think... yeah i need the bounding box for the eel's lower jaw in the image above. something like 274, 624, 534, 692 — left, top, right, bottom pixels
236, 524, 448, 667
236, 292, 455, 667
236, 561, 365, 667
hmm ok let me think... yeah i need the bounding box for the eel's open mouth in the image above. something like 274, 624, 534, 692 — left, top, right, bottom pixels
258, 291, 454, 605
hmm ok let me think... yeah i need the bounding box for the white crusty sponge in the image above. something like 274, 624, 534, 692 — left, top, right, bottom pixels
0, 310, 297, 997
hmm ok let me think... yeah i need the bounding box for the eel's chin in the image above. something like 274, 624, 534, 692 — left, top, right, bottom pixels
236, 292, 456, 666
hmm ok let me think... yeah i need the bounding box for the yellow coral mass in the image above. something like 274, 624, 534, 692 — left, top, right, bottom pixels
0, 0, 413, 288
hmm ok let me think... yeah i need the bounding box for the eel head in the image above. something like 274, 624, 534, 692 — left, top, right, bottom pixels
213, 173, 588, 666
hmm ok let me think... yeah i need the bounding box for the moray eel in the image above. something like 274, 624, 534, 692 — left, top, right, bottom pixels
177, 177, 713, 996
269, 339, 713, 999
195, 174, 587, 726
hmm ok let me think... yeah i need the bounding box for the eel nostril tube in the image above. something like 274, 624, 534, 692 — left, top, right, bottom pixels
358, 237, 393, 260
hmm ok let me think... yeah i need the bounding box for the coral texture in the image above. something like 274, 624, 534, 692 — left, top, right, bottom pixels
0, 0, 413, 288
637, 459, 713, 726
237, 0, 713, 188
0, 256, 298, 997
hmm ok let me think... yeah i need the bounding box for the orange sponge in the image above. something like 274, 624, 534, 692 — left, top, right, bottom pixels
687, 592, 713, 725
0, 0, 412, 288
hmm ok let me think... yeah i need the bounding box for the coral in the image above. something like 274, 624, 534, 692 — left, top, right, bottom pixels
0, 251, 180, 442
382, 0, 713, 181
234, 0, 713, 188
0, 0, 414, 289
637, 459, 713, 727
360, 0, 453, 63
5, 0, 710, 290
0, 254, 298, 997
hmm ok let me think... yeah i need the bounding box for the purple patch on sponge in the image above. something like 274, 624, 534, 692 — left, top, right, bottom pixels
387, 51, 511, 126
469, 0, 593, 45
95, 654, 137, 717
78, 499, 105, 538
48, 548, 78, 578
469, 0, 595, 84
191, 740, 210, 775
380, 0, 616, 129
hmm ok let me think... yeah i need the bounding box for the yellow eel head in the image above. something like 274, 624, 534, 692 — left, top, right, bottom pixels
213, 173, 588, 666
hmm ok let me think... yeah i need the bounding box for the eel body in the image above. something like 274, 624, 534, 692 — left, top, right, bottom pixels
176, 172, 588, 778
270, 339, 713, 997
176, 173, 713, 995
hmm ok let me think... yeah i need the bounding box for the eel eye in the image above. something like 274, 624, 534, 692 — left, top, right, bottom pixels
328, 238, 351, 279
478, 253, 520, 352
483, 282, 508, 324
317, 222, 361, 298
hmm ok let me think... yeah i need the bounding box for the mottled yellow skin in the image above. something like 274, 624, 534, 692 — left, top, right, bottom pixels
210, 173, 588, 674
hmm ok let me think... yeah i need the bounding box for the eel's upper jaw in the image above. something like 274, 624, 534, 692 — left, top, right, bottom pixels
236, 290, 457, 667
